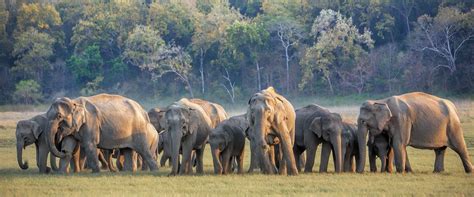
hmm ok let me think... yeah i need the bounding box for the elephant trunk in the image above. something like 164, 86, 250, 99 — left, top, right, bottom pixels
253, 108, 273, 174
381, 155, 387, 172
211, 147, 222, 174
169, 129, 181, 175
16, 140, 28, 170
331, 134, 342, 173
356, 120, 368, 173
47, 119, 66, 158
50, 153, 58, 171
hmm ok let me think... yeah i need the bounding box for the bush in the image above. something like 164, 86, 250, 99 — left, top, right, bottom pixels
13, 80, 42, 104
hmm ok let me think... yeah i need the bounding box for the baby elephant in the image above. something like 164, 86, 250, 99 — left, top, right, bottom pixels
367, 133, 412, 173
209, 115, 247, 175
340, 121, 359, 172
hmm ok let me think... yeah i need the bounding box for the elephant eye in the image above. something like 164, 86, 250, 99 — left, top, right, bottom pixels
56, 114, 62, 119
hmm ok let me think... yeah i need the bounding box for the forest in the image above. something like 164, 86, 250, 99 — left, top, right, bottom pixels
0, 0, 473, 105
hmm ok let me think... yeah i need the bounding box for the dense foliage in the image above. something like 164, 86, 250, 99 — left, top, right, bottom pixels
0, 0, 473, 104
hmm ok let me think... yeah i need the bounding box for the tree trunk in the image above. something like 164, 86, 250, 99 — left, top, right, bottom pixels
256, 60, 261, 91
285, 46, 290, 94
199, 48, 205, 94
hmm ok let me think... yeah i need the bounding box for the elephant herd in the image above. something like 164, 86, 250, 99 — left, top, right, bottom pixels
15, 87, 473, 176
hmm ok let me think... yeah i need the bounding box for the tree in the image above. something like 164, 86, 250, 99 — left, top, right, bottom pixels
15, 3, 62, 33
191, 4, 242, 94
145, 44, 195, 98
11, 28, 55, 82
260, 3, 304, 94
148, 2, 196, 46
414, 7, 473, 74
300, 9, 374, 94
66, 45, 104, 86
0, 0, 9, 57
122, 25, 193, 97
225, 20, 268, 91
13, 79, 42, 104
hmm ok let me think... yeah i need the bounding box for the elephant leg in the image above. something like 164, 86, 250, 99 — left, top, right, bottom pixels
49, 152, 58, 172
277, 128, 298, 175
386, 148, 394, 173
195, 149, 205, 174
299, 151, 306, 171
237, 150, 245, 174
79, 146, 87, 171
448, 132, 473, 173
392, 141, 407, 173
122, 148, 134, 171
103, 149, 116, 172
404, 152, 412, 172
434, 146, 447, 173
304, 144, 317, 173
134, 145, 158, 172
267, 145, 277, 174
98, 150, 108, 170
72, 148, 80, 173
222, 150, 233, 175
37, 143, 50, 173
83, 143, 100, 173
277, 144, 288, 175
369, 150, 377, 172
319, 142, 331, 173
248, 141, 258, 173
180, 140, 193, 175
160, 154, 168, 167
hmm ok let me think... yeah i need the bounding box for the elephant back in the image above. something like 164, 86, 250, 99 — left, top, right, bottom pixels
189, 98, 228, 128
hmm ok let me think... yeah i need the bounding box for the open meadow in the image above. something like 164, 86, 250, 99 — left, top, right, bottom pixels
0, 100, 473, 196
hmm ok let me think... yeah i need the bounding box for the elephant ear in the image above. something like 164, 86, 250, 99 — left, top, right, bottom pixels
223, 131, 232, 148
310, 117, 323, 139
71, 101, 86, 131
186, 108, 198, 135
374, 103, 392, 131
31, 121, 42, 140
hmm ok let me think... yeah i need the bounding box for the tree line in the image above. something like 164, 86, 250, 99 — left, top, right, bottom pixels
0, 0, 473, 104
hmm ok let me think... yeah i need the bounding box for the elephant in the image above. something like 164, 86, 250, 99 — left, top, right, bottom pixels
247, 87, 298, 175
367, 133, 412, 173
165, 98, 213, 176
209, 115, 247, 174
293, 104, 344, 173
15, 114, 58, 173
340, 121, 359, 172
45, 94, 159, 173
356, 92, 473, 173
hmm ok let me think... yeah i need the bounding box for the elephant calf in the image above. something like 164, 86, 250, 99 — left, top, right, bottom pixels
210, 115, 247, 175
367, 133, 412, 173
16, 114, 58, 173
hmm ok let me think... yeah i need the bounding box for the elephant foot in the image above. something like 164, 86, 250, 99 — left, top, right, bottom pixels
167, 172, 177, 177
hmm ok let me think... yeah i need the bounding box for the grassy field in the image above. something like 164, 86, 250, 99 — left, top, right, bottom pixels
0, 100, 473, 196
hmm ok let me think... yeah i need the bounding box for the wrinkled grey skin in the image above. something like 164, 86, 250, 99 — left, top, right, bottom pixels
321, 121, 359, 172
356, 92, 472, 173
45, 94, 159, 173
15, 114, 58, 173
367, 133, 412, 173
210, 115, 247, 175
293, 104, 344, 173
165, 98, 213, 176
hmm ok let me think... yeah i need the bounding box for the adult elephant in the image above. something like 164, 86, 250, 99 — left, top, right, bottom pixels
165, 98, 213, 176
293, 104, 344, 173
16, 114, 58, 173
247, 87, 298, 175
45, 94, 159, 173
356, 92, 473, 173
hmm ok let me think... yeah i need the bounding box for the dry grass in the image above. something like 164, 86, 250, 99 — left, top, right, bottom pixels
0, 101, 473, 196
